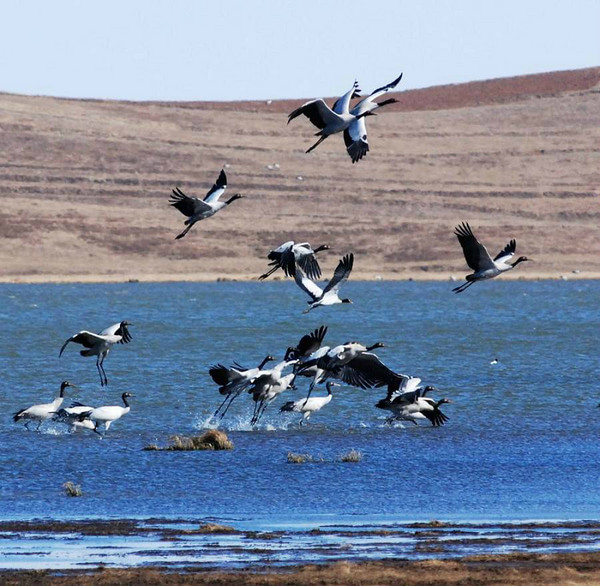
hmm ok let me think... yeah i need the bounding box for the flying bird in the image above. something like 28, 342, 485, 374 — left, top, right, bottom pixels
59, 321, 132, 387
453, 222, 530, 293
288, 81, 364, 154
293, 253, 354, 312
13, 381, 75, 430
259, 241, 330, 281
248, 359, 298, 425
344, 73, 403, 163
169, 169, 244, 239
209, 355, 275, 419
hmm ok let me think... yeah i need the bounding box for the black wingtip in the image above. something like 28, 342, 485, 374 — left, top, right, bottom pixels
216, 169, 227, 188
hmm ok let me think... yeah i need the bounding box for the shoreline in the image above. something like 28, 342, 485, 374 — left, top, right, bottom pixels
0, 270, 597, 284
2, 552, 600, 585
2, 518, 600, 581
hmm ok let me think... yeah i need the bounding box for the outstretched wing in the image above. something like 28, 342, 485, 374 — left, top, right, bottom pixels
280, 247, 297, 278
59, 330, 104, 356
351, 73, 403, 116
288, 99, 341, 130
294, 243, 323, 280
344, 118, 369, 164
336, 352, 407, 390
293, 266, 323, 302
209, 364, 232, 386
323, 253, 354, 295
332, 80, 361, 114
169, 187, 211, 217
454, 222, 495, 271
203, 169, 228, 203
296, 325, 328, 358
494, 239, 516, 264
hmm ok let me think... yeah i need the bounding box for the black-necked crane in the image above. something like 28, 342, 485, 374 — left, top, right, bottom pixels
453, 222, 530, 293
59, 321, 132, 387
53, 402, 96, 431
248, 359, 297, 425
280, 381, 338, 425
169, 169, 244, 240
344, 73, 403, 163
293, 253, 354, 312
376, 385, 450, 426
13, 381, 75, 430
209, 355, 275, 419
287, 81, 363, 153
258, 241, 330, 281
297, 340, 390, 405
80, 392, 133, 436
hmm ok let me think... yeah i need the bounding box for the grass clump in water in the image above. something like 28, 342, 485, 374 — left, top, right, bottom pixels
287, 452, 313, 464
63, 481, 83, 497
143, 430, 234, 451
340, 449, 363, 463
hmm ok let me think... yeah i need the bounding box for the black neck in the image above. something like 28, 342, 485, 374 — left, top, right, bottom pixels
377, 98, 397, 108
226, 194, 242, 205
314, 244, 328, 253
258, 356, 272, 369
122, 394, 130, 407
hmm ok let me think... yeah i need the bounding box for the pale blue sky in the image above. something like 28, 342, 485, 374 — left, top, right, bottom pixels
1, 0, 598, 101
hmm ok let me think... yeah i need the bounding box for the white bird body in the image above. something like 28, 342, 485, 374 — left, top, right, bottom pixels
249, 360, 297, 424
280, 381, 337, 424
14, 381, 73, 430
453, 222, 529, 293
293, 253, 354, 312
169, 169, 243, 239
59, 321, 132, 386
83, 392, 133, 434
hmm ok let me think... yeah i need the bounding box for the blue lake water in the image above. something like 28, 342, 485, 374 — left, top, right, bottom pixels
1, 280, 599, 531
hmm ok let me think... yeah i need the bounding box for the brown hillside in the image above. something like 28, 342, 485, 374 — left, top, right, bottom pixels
0, 67, 599, 282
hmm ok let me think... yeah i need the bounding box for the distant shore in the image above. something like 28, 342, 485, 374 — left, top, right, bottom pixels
3, 552, 600, 585
0, 270, 596, 284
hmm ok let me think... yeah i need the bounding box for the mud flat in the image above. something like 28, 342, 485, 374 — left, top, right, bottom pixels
2, 552, 600, 585
1, 519, 600, 584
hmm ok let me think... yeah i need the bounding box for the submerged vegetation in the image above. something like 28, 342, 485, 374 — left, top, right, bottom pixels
62, 481, 83, 497
287, 451, 363, 464
144, 430, 234, 451
287, 452, 314, 463
340, 449, 363, 463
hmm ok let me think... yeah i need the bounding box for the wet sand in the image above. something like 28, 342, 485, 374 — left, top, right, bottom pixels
2, 552, 600, 585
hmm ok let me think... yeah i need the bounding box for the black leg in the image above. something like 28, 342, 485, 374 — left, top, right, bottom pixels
99, 354, 108, 386
96, 356, 104, 386
214, 393, 231, 417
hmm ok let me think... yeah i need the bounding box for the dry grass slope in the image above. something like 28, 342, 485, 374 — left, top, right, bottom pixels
1, 67, 599, 282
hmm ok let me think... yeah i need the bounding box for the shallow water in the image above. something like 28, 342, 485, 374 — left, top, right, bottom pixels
1, 281, 599, 539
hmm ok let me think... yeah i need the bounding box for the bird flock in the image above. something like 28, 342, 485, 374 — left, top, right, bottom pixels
12, 73, 532, 436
